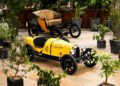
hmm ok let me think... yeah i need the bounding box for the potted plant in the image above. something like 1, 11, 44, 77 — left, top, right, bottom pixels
0, 22, 16, 48
0, 22, 16, 59
98, 52, 120, 86
85, 0, 100, 31
98, 0, 111, 23
73, 1, 86, 28
93, 24, 110, 48
109, 0, 120, 54
37, 69, 65, 86
2, 38, 33, 86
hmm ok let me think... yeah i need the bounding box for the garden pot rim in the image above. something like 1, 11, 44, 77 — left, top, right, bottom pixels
98, 82, 115, 86
8, 76, 23, 81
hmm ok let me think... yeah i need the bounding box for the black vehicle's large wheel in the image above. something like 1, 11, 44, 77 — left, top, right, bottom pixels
69, 24, 81, 38
60, 55, 77, 75
25, 45, 34, 61
83, 48, 97, 67
28, 24, 39, 36
50, 28, 63, 38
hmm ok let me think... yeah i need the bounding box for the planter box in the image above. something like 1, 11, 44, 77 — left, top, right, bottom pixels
0, 48, 8, 59
73, 18, 82, 28
110, 39, 120, 54
82, 9, 98, 28
97, 40, 106, 48
99, 10, 109, 23
60, 9, 73, 22
7, 77, 24, 86
3, 41, 11, 48
90, 18, 100, 31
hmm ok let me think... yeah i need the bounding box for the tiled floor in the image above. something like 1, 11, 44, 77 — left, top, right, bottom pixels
0, 29, 120, 86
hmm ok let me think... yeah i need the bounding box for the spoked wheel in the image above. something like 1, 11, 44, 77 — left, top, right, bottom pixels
69, 24, 81, 38
60, 55, 77, 75
28, 24, 39, 36
25, 45, 34, 61
83, 48, 97, 67
50, 28, 63, 38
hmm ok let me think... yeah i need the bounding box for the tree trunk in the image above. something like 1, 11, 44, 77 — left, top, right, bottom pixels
105, 75, 108, 86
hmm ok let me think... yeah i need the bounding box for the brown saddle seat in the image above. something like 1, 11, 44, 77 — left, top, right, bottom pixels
33, 9, 62, 26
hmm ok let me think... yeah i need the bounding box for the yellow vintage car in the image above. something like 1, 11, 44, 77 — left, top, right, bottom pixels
24, 36, 98, 75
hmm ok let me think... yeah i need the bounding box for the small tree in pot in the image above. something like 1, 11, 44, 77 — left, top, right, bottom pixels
0, 22, 16, 59
2, 38, 33, 86
109, 0, 120, 54
93, 24, 110, 48
0, 22, 16, 48
37, 69, 65, 86
98, 52, 120, 86
73, 1, 86, 28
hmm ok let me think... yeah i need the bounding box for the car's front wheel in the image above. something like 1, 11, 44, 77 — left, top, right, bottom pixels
83, 49, 97, 67
25, 45, 35, 61
60, 55, 77, 75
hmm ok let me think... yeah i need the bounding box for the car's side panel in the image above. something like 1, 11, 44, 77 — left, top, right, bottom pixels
42, 38, 57, 55
51, 40, 73, 57
25, 37, 42, 53
42, 38, 73, 58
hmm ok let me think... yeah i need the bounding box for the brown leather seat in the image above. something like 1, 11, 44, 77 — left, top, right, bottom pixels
33, 9, 62, 26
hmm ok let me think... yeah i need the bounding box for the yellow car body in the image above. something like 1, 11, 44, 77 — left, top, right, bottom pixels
24, 36, 74, 59
24, 36, 97, 75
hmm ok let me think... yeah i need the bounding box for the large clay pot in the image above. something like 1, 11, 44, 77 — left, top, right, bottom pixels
99, 10, 109, 23
82, 9, 98, 28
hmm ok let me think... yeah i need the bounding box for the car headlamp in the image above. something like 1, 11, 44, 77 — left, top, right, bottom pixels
70, 45, 78, 55
70, 49, 76, 55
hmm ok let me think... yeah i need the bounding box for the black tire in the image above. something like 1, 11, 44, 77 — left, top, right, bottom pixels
28, 24, 39, 36
61, 37, 69, 42
25, 45, 34, 61
83, 48, 97, 67
60, 55, 77, 75
69, 24, 81, 38
50, 28, 63, 38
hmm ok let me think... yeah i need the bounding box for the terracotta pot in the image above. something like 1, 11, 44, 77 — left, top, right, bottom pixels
82, 9, 98, 28
60, 10, 73, 22
3, 9, 7, 18
17, 10, 26, 28
99, 10, 109, 23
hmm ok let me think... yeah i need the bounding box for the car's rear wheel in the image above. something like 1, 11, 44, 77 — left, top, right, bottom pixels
69, 24, 81, 38
60, 55, 77, 75
25, 45, 34, 61
28, 24, 39, 37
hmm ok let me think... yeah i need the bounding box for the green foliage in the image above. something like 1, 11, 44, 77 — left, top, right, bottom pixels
51, 0, 70, 11
0, 22, 16, 41
2, 38, 32, 78
93, 24, 110, 40
99, 52, 120, 84
109, 0, 120, 41
37, 69, 65, 86
74, 1, 86, 19
23, 62, 65, 86
86, 0, 111, 10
